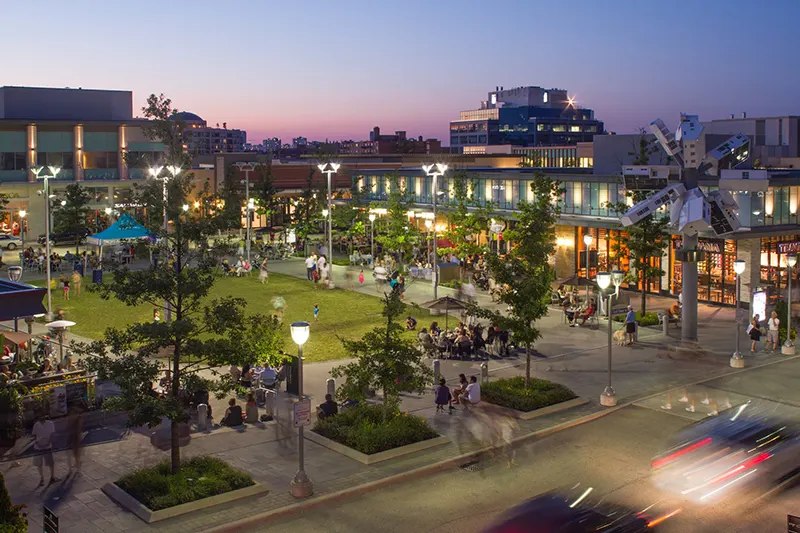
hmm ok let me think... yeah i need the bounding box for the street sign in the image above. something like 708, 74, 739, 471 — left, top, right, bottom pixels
293, 399, 311, 427
789, 514, 800, 533
611, 307, 628, 316
44, 505, 59, 533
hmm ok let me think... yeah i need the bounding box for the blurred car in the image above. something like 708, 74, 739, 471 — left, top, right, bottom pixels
652, 401, 800, 504
481, 486, 678, 532
0, 234, 22, 250
37, 228, 90, 246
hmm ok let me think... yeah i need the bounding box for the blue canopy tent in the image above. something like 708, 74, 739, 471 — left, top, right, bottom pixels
86, 213, 151, 246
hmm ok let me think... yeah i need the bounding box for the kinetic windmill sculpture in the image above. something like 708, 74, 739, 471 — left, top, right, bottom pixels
619, 114, 751, 342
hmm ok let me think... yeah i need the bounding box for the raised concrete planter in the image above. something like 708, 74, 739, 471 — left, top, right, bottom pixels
484, 396, 589, 420
306, 431, 449, 465
102, 481, 268, 523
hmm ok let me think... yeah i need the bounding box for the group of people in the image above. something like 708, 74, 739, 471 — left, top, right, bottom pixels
559, 290, 597, 327
417, 321, 510, 358
304, 253, 330, 287
747, 311, 783, 353
434, 373, 481, 411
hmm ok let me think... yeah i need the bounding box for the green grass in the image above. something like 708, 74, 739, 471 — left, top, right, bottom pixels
482, 376, 577, 412
312, 405, 439, 455
34, 273, 432, 363
116, 456, 254, 511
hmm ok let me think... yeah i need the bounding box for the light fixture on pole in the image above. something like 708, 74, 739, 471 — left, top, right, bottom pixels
422, 163, 448, 299
233, 163, 256, 264
368, 212, 376, 266
583, 233, 593, 280
149, 164, 179, 322
730, 259, 747, 367
289, 321, 313, 498
782, 254, 797, 355
596, 271, 615, 406
18, 210, 26, 243
317, 162, 340, 288
34, 165, 59, 319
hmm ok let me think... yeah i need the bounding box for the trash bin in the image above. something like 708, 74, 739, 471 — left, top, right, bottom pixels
92, 269, 103, 284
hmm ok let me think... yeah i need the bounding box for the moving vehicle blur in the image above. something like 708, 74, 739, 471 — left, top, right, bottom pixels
481, 485, 678, 532
652, 401, 800, 504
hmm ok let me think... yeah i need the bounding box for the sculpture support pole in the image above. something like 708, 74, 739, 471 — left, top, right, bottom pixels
681, 170, 699, 343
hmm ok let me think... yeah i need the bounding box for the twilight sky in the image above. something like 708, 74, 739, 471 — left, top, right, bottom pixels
3, 0, 798, 145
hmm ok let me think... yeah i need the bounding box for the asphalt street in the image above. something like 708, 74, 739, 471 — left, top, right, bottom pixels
254, 404, 800, 533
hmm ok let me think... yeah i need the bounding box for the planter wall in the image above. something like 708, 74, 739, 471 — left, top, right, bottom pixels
306, 431, 449, 465
102, 482, 268, 523
483, 397, 588, 420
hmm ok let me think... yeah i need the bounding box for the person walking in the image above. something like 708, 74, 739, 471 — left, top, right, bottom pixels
258, 257, 269, 284
748, 314, 762, 352
624, 305, 637, 345
313, 304, 319, 322
304, 254, 315, 281
358, 268, 365, 286
766, 311, 780, 353
32, 413, 59, 486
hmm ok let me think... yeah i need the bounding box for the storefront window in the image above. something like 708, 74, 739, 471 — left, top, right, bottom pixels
760, 235, 800, 305
673, 238, 737, 305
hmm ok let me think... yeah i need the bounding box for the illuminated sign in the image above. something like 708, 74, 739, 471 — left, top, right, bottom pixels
752, 291, 767, 321
672, 239, 721, 253
777, 242, 800, 254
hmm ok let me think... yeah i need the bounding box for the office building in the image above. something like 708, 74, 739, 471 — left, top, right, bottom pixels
450, 85, 604, 153
0, 86, 165, 237
340, 127, 442, 155
174, 112, 246, 155
262, 137, 282, 153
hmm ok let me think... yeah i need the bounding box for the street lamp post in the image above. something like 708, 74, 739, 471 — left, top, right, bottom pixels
18, 210, 26, 244
150, 165, 181, 322
33, 165, 60, 320
289, 321, 313, 498
317, 163, 340, 288
730, 259, 747, 368
368, 213, 376, 268
782, 254, 797, 355
233, 163, 255, 264
424, 219, 433, 264
423, 164, 448, 300
597, 270, 625, 407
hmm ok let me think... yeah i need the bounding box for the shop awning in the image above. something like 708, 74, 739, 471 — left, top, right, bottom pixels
0, 280, 47, 321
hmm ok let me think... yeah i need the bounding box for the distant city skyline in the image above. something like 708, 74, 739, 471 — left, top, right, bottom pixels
3, 0, 799, 144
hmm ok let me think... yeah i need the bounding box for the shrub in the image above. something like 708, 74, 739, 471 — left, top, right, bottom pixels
482, 377, 577, 412
116, 456, 254, 511
613, 311, 659, 327
313, 404, 438, 455
0, 472, 26, 533
332, 258, 351, 266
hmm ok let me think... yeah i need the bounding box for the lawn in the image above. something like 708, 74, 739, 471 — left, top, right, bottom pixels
35, 272, 433, 363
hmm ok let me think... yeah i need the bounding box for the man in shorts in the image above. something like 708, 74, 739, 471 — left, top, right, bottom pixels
32, 412, 59, 486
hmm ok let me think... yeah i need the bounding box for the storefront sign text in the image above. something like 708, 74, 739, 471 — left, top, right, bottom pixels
673, 239, 721, 253
777, 242, 800, 254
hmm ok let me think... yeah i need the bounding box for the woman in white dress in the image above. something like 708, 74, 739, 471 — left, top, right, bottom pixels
258, 258, 269, 284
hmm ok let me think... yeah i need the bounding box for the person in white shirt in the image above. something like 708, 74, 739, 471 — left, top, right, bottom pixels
32, 413, 59, 486
766, 311, 780, 353
260, 367, 278, 389
316, 255, 327, 276
304, 255, 315, 280
460, 375, 481, 406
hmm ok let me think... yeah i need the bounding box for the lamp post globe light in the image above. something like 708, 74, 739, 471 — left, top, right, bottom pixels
596, 271, 616, 407
18, 210, 26, 243
318, 162, 340, 289
782, 254, 797, 355
730, 259, 747, 368
33, 165, 60, 319
289, 321, 313, 498
149, 164, 181, 322
368, 212, 376, 266
422, 163, 448, 299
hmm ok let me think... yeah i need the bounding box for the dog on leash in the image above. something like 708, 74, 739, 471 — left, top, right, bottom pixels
613, 329, 627, 346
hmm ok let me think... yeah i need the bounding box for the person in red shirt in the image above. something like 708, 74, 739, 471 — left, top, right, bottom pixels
571, 300, 596, 327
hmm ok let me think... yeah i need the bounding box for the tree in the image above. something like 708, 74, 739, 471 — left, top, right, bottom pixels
0, 471, 27, 533
607, 131, 671, 314
140, 93, 190, 169
374, 172, 419, 267
331, 185, 366, 256
253, 159, 278, 226
77, 187, 284, 474
53, 183, 92, 253
290, 166, 321, 254
216, 164, 245, 232
439, 170, 494, 276
469, 175, 563, 386
330, 292, 432, 420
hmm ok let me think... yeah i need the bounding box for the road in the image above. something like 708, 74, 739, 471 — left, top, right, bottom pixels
254, 404, 799, 533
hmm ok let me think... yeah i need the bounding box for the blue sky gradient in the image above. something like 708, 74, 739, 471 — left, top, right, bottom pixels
2, 0, 798, 143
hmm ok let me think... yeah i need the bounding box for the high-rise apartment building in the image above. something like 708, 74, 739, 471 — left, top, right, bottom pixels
174, 112, 246, 155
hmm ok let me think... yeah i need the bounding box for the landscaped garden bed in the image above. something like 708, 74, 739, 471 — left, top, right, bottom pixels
308, 405, 447, 464
482, 377, 583, 420
102, 456, 267, 523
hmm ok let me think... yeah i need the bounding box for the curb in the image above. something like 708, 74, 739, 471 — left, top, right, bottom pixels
203, 403, 622, 533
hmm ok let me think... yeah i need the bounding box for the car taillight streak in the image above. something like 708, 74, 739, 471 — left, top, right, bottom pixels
708, 452, 772, 485
652, 437, 712, 469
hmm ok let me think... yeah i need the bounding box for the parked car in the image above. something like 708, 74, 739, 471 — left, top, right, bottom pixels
37, 229, 90, 246
0, 234, 22, 250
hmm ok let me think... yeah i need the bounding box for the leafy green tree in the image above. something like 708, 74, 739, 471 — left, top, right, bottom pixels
140, 93, 191, 169
374, 172, 419, 267
291, 166, 321, 254
253, 159, 278, 225
215, 164, 245, 232
439, 170, 494, 276
607, 130, 671, 314
332, 185, 366, 256
331, 292, 432, 420
53, 183, 92, 252
77, 195, 284, 474
469, 175, 563, 385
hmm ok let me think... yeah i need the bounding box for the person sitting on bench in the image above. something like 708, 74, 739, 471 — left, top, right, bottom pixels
221, 398, 243, 426
318, 394, 339, 419
571, 300, 595, 327
668, 301, 681, 321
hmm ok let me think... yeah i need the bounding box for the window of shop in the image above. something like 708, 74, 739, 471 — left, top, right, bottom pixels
760, 235, 800, 305
672, 238, 737, 305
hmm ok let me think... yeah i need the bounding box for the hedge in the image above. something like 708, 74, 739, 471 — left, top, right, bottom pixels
482, 377, 577, 412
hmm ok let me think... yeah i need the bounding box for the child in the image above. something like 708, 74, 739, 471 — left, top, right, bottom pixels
62, 275, 70, 300
313, 304, 319, 322
358, 268, 365, 286
434, 377, 453, 412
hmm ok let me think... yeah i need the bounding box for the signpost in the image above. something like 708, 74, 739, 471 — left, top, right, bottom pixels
293, 399, 311, 428
611, 306, 628, 316
44, 505, 59, 533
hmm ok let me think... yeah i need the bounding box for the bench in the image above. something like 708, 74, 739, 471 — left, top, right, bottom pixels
658, 312, 680, 328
